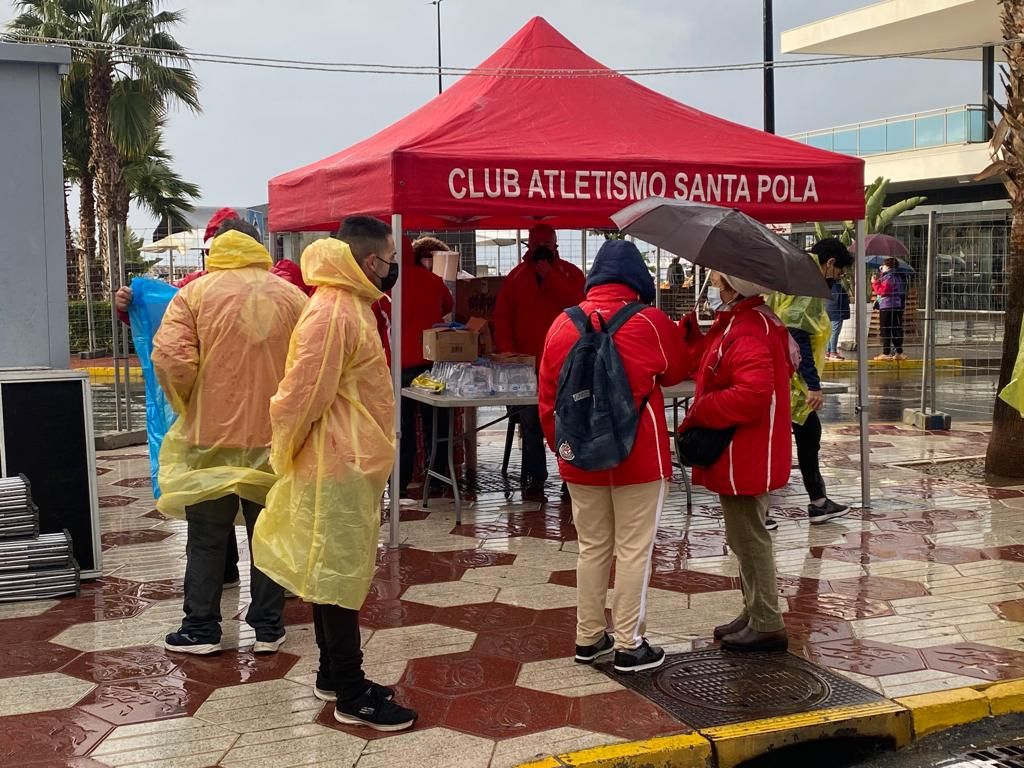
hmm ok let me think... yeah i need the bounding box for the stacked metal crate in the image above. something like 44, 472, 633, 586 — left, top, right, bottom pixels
0, 475, 80, 601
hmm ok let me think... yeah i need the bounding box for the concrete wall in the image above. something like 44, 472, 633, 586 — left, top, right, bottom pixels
0, 43, 72, 369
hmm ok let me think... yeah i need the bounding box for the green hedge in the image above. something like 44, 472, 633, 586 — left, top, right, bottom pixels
68, 299, 126, 353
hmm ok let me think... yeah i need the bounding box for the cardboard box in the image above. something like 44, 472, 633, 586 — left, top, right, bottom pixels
423, 327, 479, 362
485, 352, 536, 367
466, 317, 493, 356
455, 276, 505, 326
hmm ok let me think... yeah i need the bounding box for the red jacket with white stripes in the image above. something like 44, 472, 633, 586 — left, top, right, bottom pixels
539, 283, 691, 487
683, 296, 794, 497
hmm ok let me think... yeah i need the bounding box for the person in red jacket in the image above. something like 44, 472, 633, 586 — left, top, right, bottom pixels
681, 271, 794, 652
396, 236, 454, 498
539, 239, 690, 673
495, 225, 585, 502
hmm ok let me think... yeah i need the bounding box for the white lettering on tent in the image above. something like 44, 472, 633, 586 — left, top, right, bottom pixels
649, 172, 667, 198
446, 168, 820, 205
673, 173, 688, 200
504, 169, 521, 197
803, 175, 818, 202
449, 168, 467, 199
529, 170, 545, 199
575, 172, 591, 200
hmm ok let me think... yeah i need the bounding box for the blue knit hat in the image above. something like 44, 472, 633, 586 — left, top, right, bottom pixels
585, 239, 656, 304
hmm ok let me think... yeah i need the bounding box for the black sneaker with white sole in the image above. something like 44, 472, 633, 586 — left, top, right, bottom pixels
314, 676, 395, 703
808, 499, 849, 525
334, 685, 417, 732
164, 631, 221, 655
613, 639, 665, 674
574, 632, 614, 664
764, 517, 779, 531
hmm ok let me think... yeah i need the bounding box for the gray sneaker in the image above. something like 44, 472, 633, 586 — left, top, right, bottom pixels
613, 639, 665, 674
808, 499, 849, 525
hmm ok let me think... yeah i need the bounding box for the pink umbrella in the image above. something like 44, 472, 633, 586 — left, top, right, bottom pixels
852, 234, 909, 258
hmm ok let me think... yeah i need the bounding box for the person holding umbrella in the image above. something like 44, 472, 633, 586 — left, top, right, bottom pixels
872, 257, 909, 361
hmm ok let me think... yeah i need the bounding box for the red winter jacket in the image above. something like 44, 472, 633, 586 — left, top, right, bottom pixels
538, 284, 691, 487
271, 259, 314, 296
683, 296, 794, 497
399, 262, 454, 369
372, 295, 392, 368
495, 257, 585, 366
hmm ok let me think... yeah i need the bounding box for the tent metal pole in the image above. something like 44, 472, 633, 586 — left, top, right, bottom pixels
389, 214, 404, 548
855, 220, 871, 508
581, 231, 588, 274
655, 247, 662, 309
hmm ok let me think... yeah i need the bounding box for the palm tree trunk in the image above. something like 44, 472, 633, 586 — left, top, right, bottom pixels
987, 205, 1024, 476
86, 56, 119, 297
79, 167, 98, 298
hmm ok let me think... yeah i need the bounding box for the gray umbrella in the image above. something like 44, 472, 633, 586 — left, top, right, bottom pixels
612, 198, 831, 299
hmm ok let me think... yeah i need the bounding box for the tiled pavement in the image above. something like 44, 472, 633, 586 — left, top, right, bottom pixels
2, 422, 1024, 767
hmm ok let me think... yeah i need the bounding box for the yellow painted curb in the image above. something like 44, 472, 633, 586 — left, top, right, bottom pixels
84, 367, 143, 382
700, 701, 912, 768
823, 358, 962, 374
895, 689, 990, 739
981, 680, 1024, 717
517, 732, 712, 768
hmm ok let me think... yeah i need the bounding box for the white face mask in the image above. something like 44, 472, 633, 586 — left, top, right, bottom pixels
706, 285, 724, 311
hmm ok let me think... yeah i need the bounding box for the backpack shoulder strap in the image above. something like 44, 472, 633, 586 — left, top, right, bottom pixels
605, 302, 648, 335
564, 306, 590, 336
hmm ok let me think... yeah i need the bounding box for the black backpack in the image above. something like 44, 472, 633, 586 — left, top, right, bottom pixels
553, 302, 648, 472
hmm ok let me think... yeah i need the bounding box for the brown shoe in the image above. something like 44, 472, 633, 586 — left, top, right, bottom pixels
713, 616, 748, 640
721, 625, 788, 652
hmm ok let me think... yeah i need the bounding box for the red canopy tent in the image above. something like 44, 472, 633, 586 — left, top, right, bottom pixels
268, 17, 864, 231
268, 17, 873, 545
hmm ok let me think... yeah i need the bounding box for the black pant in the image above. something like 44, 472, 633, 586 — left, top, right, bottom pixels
879, 308, 904, 355
224, 534, 240, 581
517, 405, 549, 490
792, 412, 827, 502
399, 365, 450, 495
313, 603, 366, 701
181, 494, 284, 642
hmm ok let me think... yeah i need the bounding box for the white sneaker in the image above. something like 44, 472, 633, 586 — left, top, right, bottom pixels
252, 632, 287, 654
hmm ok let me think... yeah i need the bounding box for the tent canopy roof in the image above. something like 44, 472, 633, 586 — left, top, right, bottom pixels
269, 17, 864, 232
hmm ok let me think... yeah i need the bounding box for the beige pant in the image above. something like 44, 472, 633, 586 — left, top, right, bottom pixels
568, 480, 665, 650
719, 493, 784, 632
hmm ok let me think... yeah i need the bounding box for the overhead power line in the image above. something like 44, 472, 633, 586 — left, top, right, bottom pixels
1, 31, 1017, 78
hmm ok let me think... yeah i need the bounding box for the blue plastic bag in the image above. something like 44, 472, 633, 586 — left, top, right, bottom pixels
127, 277, 179, 498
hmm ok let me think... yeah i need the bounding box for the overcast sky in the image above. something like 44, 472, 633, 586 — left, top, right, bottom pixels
2, 0, 985, 227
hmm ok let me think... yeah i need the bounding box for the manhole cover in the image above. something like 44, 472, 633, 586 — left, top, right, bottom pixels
599, 649, 883, 728
941, 745, 1024, 768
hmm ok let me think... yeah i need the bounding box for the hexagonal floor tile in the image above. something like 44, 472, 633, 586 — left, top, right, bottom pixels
787, 593, 894, 621
803, 639, 928, 676
827, 576, 930, 602
0, 708, 112, 765
361, 624, 477, 665
352, 726, 494, 768
90, 717, 237, 767
570, 689, 688, 740
782, 612, 855, 647
0, 599, 60, 620
434, 601, 538, 633
994, 599, 1024, 622
101, 529, 173, 548
195, 679, 323, 733
490, 726, 621, 768
402, 652, 519, 697
45, 593, 154, 623
497, 583, 579, 610
922, 642, 1024, 681
60, 645, 181, 684
443, 685, 572, 739
0, 642, 80, 679
77, 673, 215, 725
648, 569, 740, 594
0, 615, 72, 645
221, 722, 365, 766
319, 682, 450, 740
402, 581, 499, 608
473, 625, 574, 663
360, 597, 440, 630
774, 575, 833, 598
0, 672, 96, 716
174, 649, 300, 687
459, 565, 553, 588
516, 657, 623, 698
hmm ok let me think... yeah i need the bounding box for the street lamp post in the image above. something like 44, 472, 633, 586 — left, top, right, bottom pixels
763, 0, 775, 134
432, 0, 445, 95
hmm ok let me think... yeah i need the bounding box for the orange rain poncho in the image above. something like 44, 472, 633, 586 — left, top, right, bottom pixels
253, 237, 394, 609
153, 230, 307, 519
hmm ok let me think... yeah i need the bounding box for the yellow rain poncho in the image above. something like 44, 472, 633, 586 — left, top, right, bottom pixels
999, 321, 1024, 416
766, 290, 830, 426
252, 238, 394, 609
152, 230, 307, 519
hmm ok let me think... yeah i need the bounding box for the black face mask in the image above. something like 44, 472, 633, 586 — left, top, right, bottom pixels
532, 246, 554, 263
826, 277, 836, 288
380, 261, 399, 292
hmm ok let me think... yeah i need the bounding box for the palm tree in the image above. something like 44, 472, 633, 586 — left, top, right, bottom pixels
122, 131, 198, 234
9, 0, 200, 289
980, 0, 1024, 477
814, 177, 927, 244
